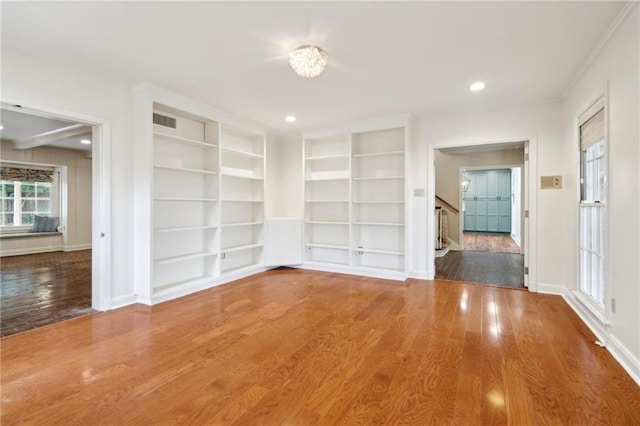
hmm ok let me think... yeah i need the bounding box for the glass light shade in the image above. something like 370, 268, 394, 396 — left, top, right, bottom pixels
462, 176, 471, 192
289, 45, 328, 78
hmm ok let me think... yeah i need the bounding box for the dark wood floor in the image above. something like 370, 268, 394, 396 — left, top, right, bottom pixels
463, 232, 521, 254
2, 268, 639, 424
436, 250, 524, 288
0, 250, 94, 337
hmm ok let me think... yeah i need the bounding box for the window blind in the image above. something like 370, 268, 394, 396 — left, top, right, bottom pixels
580, 108, 605, 150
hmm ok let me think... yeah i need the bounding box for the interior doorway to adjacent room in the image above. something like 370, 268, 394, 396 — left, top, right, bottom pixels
0, 104, 98, 336
433, 142, 526, 289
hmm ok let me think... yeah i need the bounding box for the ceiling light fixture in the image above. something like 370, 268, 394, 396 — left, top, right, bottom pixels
470, 81, 485, 92
285, 115, 296, 123
0, 125, 4, 130
80, 139, 92, 145
289, 45, 328, 78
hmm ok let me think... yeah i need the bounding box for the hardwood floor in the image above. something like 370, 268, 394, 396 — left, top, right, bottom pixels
2, 268, 639, 424
463, 232, 521, 254
0, 250, 94, 337
435, 251, 524, 288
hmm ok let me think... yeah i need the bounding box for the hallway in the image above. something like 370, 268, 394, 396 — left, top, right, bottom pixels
437, 232, 524, 288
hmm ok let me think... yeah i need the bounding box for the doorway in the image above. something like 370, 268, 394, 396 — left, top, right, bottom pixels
431, 142, 529, 289
0, 102, 108, 335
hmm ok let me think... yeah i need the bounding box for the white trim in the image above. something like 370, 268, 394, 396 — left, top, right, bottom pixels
539, 282, 640, 387
110, 293, 138, 310
427, 135, 537, 292
299, 263, 408, 282
0, 246, 62, 257
408, 270, 430, 280
63, 243, 92, 252
2, 96, 112, 312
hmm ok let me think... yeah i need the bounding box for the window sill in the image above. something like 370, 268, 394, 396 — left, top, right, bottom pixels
572, 290, 608, 325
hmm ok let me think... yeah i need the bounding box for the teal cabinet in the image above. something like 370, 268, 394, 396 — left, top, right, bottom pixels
463, 169, 511, 233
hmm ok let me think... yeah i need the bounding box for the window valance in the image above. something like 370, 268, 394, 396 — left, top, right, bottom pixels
0, 167, 54, 183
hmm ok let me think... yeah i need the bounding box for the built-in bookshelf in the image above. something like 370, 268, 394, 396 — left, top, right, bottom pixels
133, 85, 267, 304
220, 126, 265, 275
152, 105, 219, 295
303, 119, 409, 278
304, 135, 351, 266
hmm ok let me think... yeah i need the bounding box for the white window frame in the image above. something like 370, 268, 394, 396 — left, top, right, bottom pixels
576, 96, 608, 320
0, 162, 62, 234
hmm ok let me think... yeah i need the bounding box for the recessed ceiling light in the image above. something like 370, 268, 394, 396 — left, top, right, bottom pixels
470, 81, 485, 92
80, 139, 92, 145
0, 125, 4, 130
285, 115, 296, 123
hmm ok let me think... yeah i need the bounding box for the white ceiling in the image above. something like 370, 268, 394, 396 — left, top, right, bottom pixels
1, 2, 626, 134
0, 107, 93, 152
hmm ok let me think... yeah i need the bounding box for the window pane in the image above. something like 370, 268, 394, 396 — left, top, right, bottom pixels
21, 200, 35, 212
3, 213, 14, 225
36, 184, 51, 197
21, 184, 35, 197
4, 183, 15, 197
2, 199, 14, 213
21, 213, 34, 225
37, 200, 51, 213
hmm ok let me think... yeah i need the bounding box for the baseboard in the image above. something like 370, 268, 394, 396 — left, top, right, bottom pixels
510, 232, 521, 247
537, 282, 640, 387
607, 335, 640, 387
63, 243, 92, 252
0, 246, 62, 257
299, 263, 407, 282
408, 270, 430, 280
110, 293, 138, 309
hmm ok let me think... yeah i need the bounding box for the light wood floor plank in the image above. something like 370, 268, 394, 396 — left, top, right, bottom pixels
2, 268, 639, 424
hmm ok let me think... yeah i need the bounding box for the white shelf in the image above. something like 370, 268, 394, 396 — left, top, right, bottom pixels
306, 243, 349, 250
353, 200, 403, 204
222, 199, 263, 203
154, 197, 217, 202
221, 221, 262, 228
154, 132, 217, 149
155, 225, 217, 233
352, 150, 404, 158
222, 243, 263, 253
305, 200, 349, 203
221, 172, 263, 180
221, 147, 264, 159
352, 176, 404, 181
154, 165, 217, 175
306, 220, 349, 225
352, 248, 404, 256
305, 177, 349, 182
154, 252, 217, 265
353, 222, 404, 227
305, 154, 349, 161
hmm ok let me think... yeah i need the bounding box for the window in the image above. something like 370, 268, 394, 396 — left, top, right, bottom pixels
0, 181, 53, 226
579, 103, 606, 308
0, 164, 59, 230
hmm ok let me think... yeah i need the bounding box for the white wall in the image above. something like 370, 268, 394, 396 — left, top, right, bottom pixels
412, 102, 567, 282
1, 48, 134, 306
434, 148, 524, 244
0, 142, 92, 254
563, 4, 639, 373
266, 134, 303, 219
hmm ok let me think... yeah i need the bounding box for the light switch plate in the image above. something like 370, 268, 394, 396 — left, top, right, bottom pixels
413, 188, 425, 197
